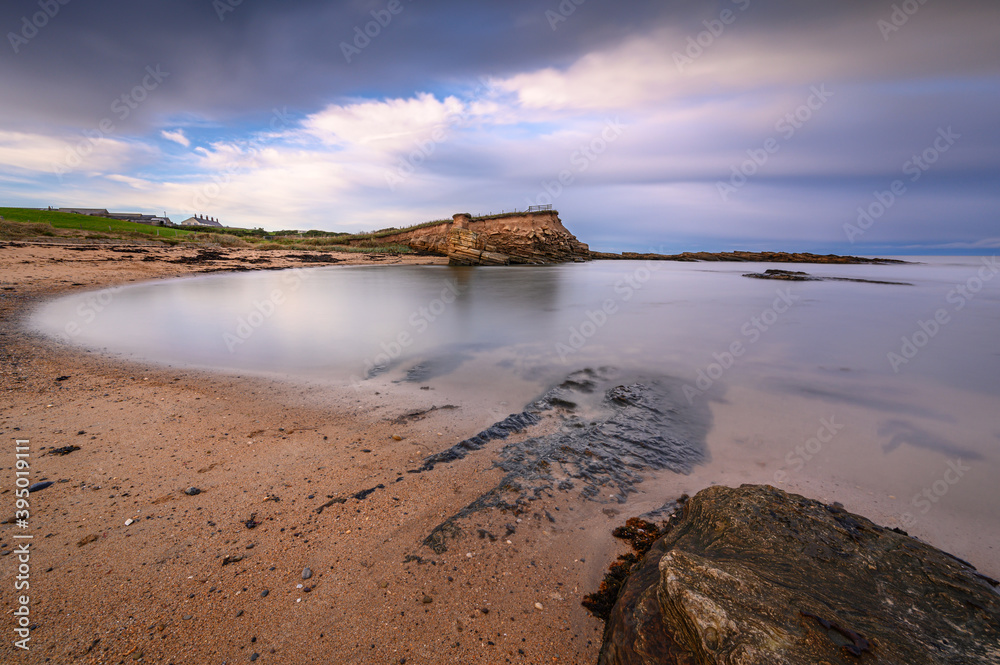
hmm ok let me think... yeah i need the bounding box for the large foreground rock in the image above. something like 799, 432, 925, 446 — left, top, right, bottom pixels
600, 484, 1000, 665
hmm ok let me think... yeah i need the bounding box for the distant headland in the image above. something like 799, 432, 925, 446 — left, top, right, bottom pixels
344, 209, 905, 266
1, 205, 904, 265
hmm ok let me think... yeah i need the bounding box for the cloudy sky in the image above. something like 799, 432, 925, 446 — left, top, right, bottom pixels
1, 0, 997, 254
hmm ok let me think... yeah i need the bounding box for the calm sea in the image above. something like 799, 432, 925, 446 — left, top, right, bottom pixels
31, 257, 1000, 572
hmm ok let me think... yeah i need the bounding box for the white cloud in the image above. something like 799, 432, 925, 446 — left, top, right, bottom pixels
161, 129, 190, 147
0, 130, 154, 176
106, 174, 155, 190
301, 93, 467, 152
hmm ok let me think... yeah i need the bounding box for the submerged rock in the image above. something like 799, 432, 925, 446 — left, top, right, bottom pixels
418, 368, 710, 553
743, 268, 911, 285
600, 484, 1000, 665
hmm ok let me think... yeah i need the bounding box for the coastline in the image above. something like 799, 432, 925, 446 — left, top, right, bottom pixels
2, 242, 996, 664
0, 242, 615, 664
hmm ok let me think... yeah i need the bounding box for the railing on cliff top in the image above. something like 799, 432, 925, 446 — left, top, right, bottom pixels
470, 205, 553, 218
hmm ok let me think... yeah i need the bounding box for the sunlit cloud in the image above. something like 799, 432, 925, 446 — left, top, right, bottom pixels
160, 129, 190, 147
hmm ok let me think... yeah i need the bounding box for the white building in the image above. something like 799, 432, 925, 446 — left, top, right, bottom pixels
179, 215, 223, 227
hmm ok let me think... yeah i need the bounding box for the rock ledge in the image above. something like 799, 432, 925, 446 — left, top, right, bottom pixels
600, 484, 1000, 665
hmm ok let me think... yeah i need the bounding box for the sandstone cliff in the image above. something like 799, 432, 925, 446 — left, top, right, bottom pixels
353, 211, 590, 265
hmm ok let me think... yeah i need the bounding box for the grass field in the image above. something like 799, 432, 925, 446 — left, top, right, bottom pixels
0, 208, 197, 238
0, 207, 413, 252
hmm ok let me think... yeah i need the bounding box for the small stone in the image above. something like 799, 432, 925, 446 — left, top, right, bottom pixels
379, 581, 389, 589
28, 481, 53, 493
77, 534, 98, 547
260, 589, 269, 598
534, 602, 544, 611
422, 595, 433, 604
183, 615, 193, 621
250, 653, 260, 662
302, 567, 312, 580
392, 435, 403, 441
184, 487, 201, 496
125, 518, 134, 526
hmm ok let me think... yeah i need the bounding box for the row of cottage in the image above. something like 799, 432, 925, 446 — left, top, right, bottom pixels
53, 208, 223, 228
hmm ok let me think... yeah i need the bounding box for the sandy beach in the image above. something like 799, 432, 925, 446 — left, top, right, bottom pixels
0, 241, 626, 664
4, 242, 999, 665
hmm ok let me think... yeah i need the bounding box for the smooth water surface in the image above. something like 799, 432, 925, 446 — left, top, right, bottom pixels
31, 258, 1000, 394
31, 257, 1000, 570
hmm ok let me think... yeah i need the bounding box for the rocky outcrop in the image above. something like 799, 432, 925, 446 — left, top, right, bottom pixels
356, 212, 590, 265
743, 268, 912, 285
591, 251, 906, 264
449, 212, 590, 265
446, 227, 510, 266
600, 484, 1000, 665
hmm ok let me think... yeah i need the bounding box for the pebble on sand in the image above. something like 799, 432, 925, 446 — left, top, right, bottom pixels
184, 487, 201, 496
302, 567, 312, 580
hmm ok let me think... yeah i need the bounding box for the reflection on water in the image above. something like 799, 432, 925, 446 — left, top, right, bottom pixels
32, 259, 1000, 397
30, 257, 1000, 569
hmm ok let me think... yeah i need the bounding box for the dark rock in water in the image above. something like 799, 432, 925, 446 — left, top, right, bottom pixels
743, 268, 817, 281
28, 481, 53, 492
401, 354, 471, 383
419, 368, 710, 553
410, 409, 540, 473
599, 484, 1000, 665
743, 268, 912, 286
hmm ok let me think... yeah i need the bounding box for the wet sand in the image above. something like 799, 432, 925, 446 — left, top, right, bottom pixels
0, 242, 614, 664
